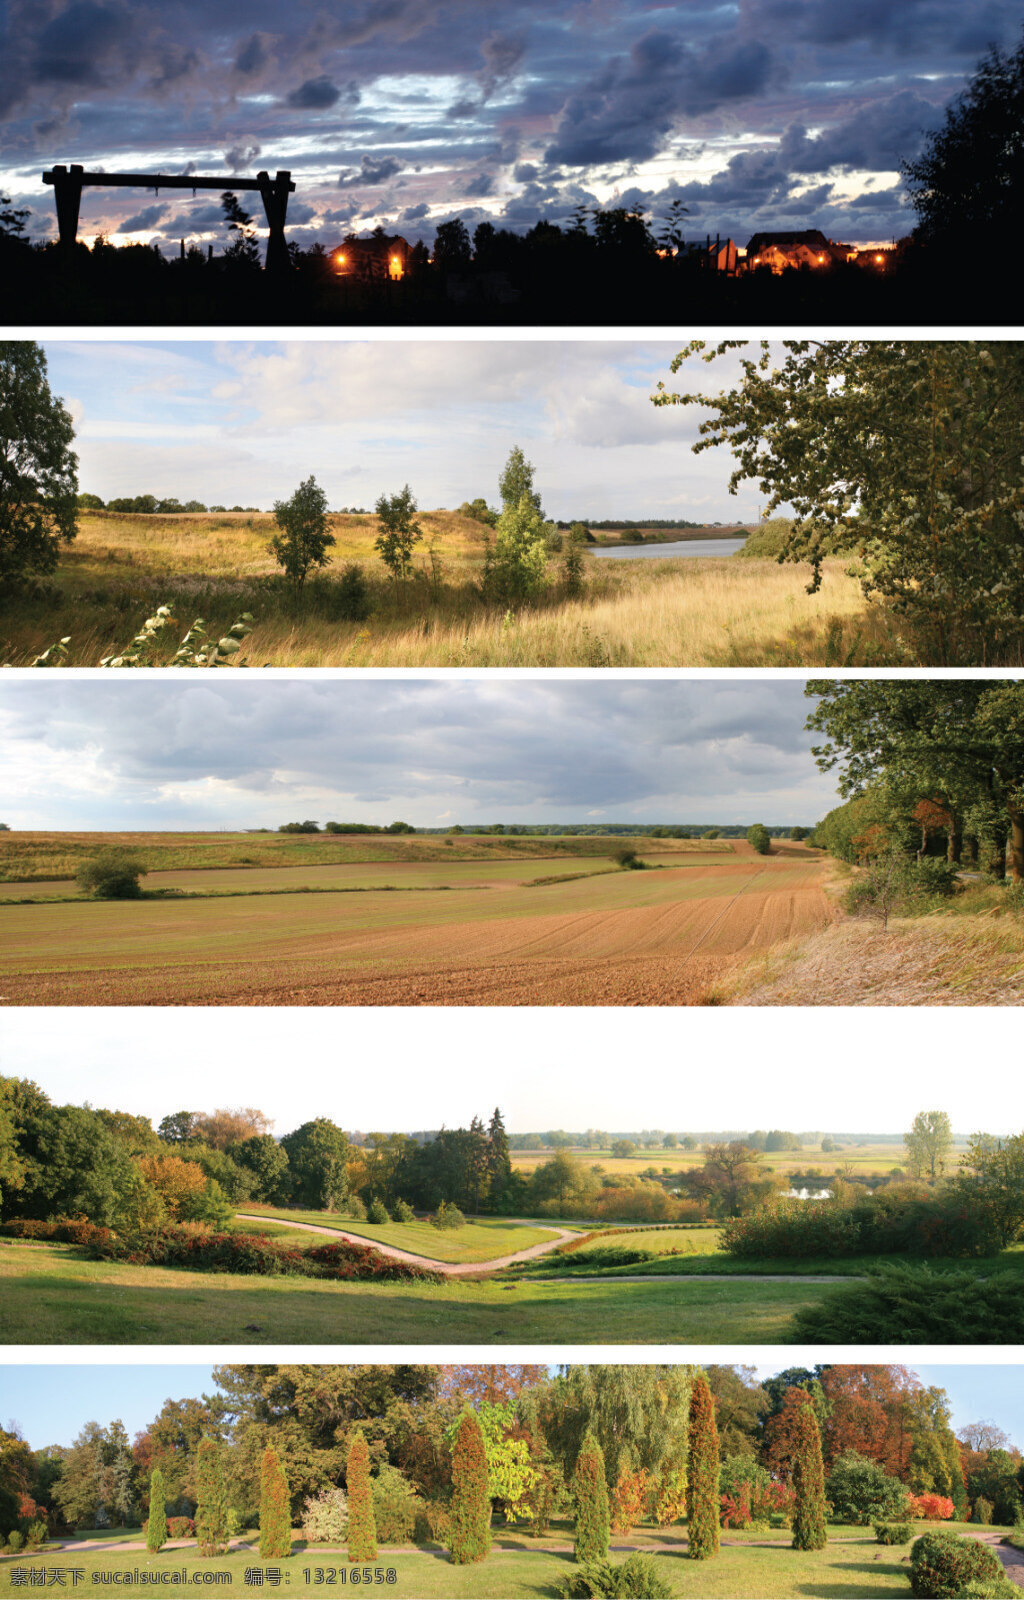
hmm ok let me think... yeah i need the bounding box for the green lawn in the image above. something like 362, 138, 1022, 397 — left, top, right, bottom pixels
0, 1530, 929, 1598
579, 1244, 1024, 1278
241, 1208, 565, 1262
0, 1240, 821, 1345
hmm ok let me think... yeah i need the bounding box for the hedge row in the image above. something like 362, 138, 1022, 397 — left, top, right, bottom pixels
1, 1219, 441, 1283
723, 1195, 1003, 1260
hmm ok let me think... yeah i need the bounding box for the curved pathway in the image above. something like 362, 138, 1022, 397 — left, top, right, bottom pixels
235, 1213, 577, 1275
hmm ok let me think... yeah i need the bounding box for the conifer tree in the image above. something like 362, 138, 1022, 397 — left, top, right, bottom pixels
791, 1396, 828, 1551
259, 1444, 292, 1559
195, 1438, 229, 1557
487, 1107, 512, 1191
146, 1468, 166, 1553
686, 1373, 720, 1560
346, 1430, 377, 1562
448, 1410, 491, 1564
573, 1431, 610, 1564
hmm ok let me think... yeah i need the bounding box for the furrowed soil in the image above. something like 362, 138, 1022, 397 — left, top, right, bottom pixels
0, 845, 831, 1005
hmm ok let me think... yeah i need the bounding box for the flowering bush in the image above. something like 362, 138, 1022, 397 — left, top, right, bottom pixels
301, 1487, 348, 1545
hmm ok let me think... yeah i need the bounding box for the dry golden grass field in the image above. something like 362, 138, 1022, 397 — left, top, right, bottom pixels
0, 508, 902, 667
0, 835, 832, 1005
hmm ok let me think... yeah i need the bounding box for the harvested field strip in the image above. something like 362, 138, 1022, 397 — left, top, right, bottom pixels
0, 858, 832, 1005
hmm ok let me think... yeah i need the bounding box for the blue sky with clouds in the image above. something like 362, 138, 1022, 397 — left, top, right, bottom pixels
4, 1, 1023, 251
0, 677, 843, 831
3, 1364, 1021, 1450
42, 338, 770, 521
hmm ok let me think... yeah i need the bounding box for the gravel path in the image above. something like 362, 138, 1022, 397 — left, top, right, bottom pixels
235, 1213, 577, 1275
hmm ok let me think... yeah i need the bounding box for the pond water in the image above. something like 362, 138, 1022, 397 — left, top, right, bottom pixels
783, 1187, 833, 1200
591, 536, 748, 560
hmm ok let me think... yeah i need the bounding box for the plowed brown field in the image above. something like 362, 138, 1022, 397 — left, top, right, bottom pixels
0, 849, 831, 1005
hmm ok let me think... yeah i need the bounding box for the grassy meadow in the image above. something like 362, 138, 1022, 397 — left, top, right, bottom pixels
239, 1207, 565, 1263
0, 507, 904, 667
0, 1238, 822, 1344
2, 1523, 994, 1599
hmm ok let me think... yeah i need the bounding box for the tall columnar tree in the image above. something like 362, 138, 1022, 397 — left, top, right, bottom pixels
448, 1410, 491, 1565
346, 1429, 377, 1562
573, 1431, 610, 1564
791, 1396, 828, 1551
195, 1437, 229, 1557
0, 341, 79, 590
486, 1107, 512, 1193
146, 1468, 167, 1553
259, 1444, 292, 1559
686, 1373, 720, 1560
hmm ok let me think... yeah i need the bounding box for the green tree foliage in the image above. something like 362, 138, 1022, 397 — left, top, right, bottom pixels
573, 1432, 610, 1564
950, 1132, 1024, 1248
195, 1437, 229, 1556
280, 1119, 349, 1209
259, 1444, 292, 1559
746, 824, 771, 855
231, 1135, 290, 1203
562, 524, 588, 599
547, 1368, 694, 1495
0, 1079, 27, 1217
146, 1468, 167, 1552
374, 485, 423, 581
902, 31, 1024, 244
685, 1373, 720, 1560
269, 475, 335, 590
655, 341, 1024, 662
498, 446, 542, 515
76, 849, 147, 900
791, 1397, 828, 1551
448, 1410, 492, 1564
805, 680, 1024, 880
905, 1111, 954, 1180
346, 1429, 377, 1562
0, 342, 78, 589
485, 495, 550, 605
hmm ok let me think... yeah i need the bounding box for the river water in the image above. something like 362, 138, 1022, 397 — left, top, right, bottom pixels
591, 536, 748, 561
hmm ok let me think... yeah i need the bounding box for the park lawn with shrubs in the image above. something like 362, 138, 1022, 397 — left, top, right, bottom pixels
0, 1239, 824, 1344
243, 1208, 565, 1262
588, 1245, 1024, 1278
0, 1533, 933, 1598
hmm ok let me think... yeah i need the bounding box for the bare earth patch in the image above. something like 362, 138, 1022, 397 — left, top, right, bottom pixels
732, 917, 1024, 1005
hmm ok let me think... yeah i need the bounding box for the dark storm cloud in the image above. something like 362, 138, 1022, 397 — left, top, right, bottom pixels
286, 75, 343, 109
0, 680, 837, 823
4, 0, 1023, 245
114, 201, 168, 231
338, 153, 404, 188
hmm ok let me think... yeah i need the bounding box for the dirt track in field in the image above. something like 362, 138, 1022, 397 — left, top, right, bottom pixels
0, 856, 832, 1005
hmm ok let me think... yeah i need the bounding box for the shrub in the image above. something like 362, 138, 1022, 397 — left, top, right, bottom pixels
367, 1198, 389, 1224
909, 1495, 955, 1522
972, 1500, 995, 1526
909, 1530, 1011, 1597
1, 1218, 113, 1249
372, 1465, 419, 1546
7, 1531, 23, 1552
431, 1201, 466, 1231
347, 1431, 377, 1562
826, 1451, 910, 1525
76, 849, 147, 899
790, 1266, 1024, 1342
301, 1487, 348, 1545
553, 1553, 674, 1598
574, 1433, 610, 1565
195, 1438, 229, 1557
391, 1198, 415, 1223
81, 1223, 441, 1283
747, 824, 771, 855
334, 564, 371, 620
448, 1411, 491, 1565
876, 1522, 914, 1544
413, 1501, 451, 1545
167, 1518, 195, 1540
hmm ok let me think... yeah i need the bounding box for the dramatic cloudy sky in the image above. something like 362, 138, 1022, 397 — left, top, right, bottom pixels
3, 1361, 1020, 1447
3, 0, 1020, 251
43, 338, 774, 518
0, 678, 841, 829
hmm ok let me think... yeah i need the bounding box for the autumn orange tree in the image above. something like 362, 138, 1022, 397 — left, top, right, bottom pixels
259, 1444, 291, 1559
448, 1411, 491, 1564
